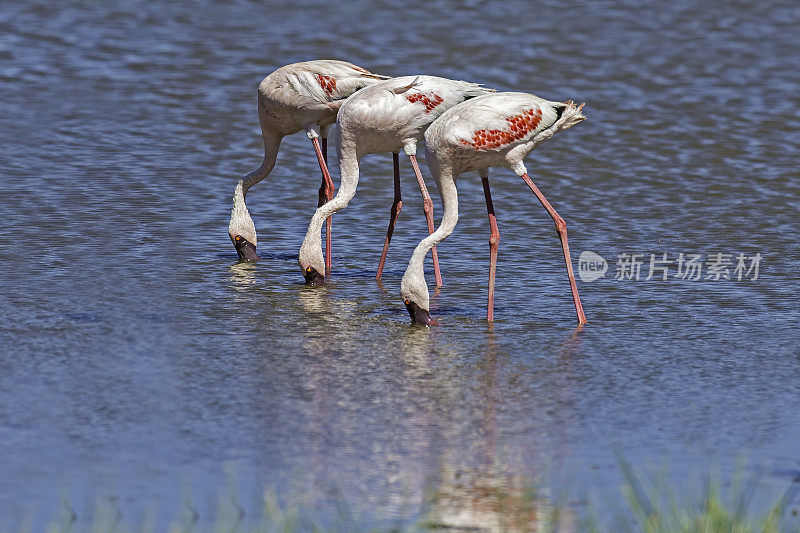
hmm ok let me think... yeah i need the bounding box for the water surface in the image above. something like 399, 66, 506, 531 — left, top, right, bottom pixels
1, 0, 799, 529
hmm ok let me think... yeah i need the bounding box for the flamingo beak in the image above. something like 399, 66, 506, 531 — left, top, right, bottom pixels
303, 266, 325, 285
233, 235, 260, 261
404, 299, 439, 326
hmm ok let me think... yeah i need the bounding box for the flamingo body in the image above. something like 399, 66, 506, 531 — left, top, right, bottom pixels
336, 76, 491, 156
298, 76, 495, 283
426, 92, 569, 175
228, 60, 386, 260
255, 61, 385, 136
400, 92, 588, 325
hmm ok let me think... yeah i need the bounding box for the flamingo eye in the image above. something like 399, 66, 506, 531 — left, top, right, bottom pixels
306, 267, 313, 273
235, 236, 242, 242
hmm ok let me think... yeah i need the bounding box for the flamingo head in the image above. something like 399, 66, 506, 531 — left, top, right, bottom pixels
228, 181, 260, 261
301, 265, 325, 285
298, 241, 326, 286
403, 299, 438, 326
400, 263, 438, 326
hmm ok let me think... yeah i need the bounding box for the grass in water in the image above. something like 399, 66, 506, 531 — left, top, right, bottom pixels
26, 463, 800, 532
582, 460, 800, 533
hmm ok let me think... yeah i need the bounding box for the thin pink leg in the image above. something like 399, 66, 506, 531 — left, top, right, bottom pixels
312, 137, 334, 276
317, 137, 330, 208
520, 173, 587, 325
408, 154, 443, 288
376, 153, 403, 281
482, 177, 500, 322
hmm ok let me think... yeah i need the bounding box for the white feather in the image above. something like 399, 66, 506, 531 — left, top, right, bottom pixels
402, 92, 587, 319
226, 60, 387, 252
298, 75, 496, 276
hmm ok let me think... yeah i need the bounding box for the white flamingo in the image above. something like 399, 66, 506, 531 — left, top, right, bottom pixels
228, 60, 387, 264
400, 92, 588, 325
297, 75, 495, 285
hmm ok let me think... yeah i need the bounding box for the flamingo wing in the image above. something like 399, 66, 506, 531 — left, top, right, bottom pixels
443, 92, 564, 151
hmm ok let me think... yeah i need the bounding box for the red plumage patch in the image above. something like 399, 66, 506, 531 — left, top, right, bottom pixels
315, 74, 337, 96
460, 108, 543, 150
406, 92, 444, 113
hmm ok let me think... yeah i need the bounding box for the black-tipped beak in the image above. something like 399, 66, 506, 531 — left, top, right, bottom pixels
303, 266, 325, 285
233, 235, 260, 261
404, 299, 439, 326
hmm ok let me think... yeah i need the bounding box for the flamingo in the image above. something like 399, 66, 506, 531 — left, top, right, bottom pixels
228, 60, 387, 265
297, 75, 495, 285
400, 92, 588, 326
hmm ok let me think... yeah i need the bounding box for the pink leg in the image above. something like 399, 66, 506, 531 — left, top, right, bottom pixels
482, 177, 500, 322
408, 154, 443, 288
316, 137, 331, 209
376, 153, 403, 281
312, 137, 334, 276
520, 173, 587, 325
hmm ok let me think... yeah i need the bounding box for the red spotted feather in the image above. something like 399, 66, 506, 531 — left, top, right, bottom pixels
406, 93, 444, 113
460, 107, 543, 150
315, 73, 337, 95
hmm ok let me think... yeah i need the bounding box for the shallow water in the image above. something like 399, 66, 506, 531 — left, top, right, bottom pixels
1, 0, 799, 529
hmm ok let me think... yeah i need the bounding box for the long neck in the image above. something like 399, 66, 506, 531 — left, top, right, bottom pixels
241, 129, 281, 195
299, 136, 360, 266
408, 164, 459, 274
315, 136, 359, 223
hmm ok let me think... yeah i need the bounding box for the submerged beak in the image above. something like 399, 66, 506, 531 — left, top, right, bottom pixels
404, 299, 439, 326
303, 266, 325, 285
233, 235, 260, 261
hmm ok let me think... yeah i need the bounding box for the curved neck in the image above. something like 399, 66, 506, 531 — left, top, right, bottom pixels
313, 138, 360, 224
299, 137, 361, 264
241, 130, 282, 194
336, 137, 360, 199
409, 164, 458, 269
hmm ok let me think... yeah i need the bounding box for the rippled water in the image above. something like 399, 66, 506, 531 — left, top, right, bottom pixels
1, 0, 799, 529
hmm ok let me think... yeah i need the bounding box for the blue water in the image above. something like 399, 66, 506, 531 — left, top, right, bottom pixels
1, 0, 799, 529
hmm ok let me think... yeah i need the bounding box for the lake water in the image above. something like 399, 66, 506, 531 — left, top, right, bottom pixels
1, 0, 799, 530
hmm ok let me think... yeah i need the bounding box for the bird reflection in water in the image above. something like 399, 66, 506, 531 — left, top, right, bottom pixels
227, 262, 259, 298
285, 295, 584, 530
422, 328, 580, 532
296, 284, 359, 321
